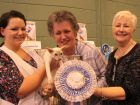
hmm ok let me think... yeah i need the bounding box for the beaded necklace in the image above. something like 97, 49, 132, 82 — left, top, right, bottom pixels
112, 39, 136, 82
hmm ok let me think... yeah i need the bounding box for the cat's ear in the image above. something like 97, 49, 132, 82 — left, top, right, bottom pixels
60, 45, 66, 50
47, 48, 53, 53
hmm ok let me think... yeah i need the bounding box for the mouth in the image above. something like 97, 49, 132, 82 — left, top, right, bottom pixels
60, 39, 70, 46
14, 36, 26, 41
116, 32, 128, 36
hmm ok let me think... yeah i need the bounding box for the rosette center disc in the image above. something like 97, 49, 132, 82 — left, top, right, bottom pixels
66, 71, 85, 89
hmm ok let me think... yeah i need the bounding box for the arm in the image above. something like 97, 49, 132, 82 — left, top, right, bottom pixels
0, 49, 46, 98
93, 51, 126, 100
17, 64, 46, 98
94, 47, 140, 101
94, 87, 126, 100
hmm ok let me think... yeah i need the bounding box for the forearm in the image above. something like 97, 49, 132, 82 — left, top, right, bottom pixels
17, 65, 46, 98
94, 87, 126, 100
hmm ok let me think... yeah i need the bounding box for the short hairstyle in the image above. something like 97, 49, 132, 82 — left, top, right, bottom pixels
0, 10, 26, 37
112, 10, 137, 29
47, 10, 79, 35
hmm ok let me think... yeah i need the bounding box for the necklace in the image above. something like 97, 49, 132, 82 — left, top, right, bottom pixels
112, 39, 136, 82
114, 39, 136, 60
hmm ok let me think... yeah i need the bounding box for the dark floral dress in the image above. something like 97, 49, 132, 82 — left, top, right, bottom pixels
0, 49, 37, 105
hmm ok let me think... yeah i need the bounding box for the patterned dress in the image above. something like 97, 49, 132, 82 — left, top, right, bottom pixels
0, 50, 37, 105
103, 43, 140, 105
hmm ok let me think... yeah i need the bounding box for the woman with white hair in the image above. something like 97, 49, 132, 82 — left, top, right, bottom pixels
94, 10, 140, 105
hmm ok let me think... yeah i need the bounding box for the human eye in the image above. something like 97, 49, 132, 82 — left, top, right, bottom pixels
22, 27, 26, 31
124, 24, 130, 28
11, 27, 19, 31
55, 31, 61, 35
115, 24, 120, 27
64, 30, 71, 34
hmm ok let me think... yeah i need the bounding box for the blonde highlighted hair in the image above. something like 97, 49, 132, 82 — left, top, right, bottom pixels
112, 10, 137, 29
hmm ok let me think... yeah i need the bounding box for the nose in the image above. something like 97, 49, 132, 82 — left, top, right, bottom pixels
18, 29, 25, 35
120, 25, 124, 31
61, 32, 67, 39
18, 29, 22, 34
18, 29, 25, 34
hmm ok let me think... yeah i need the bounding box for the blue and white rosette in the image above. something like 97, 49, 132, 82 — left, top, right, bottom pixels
101, 43, 111, 60
54, 60, 97, 102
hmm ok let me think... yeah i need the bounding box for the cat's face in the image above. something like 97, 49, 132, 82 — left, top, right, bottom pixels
48, 47, 63, 61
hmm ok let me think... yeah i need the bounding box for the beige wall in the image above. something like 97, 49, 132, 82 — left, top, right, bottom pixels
0, 0, 140, 48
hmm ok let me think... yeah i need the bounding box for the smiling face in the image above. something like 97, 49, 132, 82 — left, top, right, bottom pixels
1, 17, 26, 49
112, 16, 135, 46
52, 21, 77, 55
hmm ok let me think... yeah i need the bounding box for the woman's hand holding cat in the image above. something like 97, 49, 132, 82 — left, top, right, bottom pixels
40, 83, 55, 99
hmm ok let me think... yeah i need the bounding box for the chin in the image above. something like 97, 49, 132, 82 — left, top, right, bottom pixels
16, 41, 24, 46
117, 40, 127, 45
116, 40, 124, 43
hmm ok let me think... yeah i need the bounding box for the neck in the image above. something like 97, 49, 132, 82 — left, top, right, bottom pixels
4, 43, 20, 52
63, 48, 75, 55
118, 39, 136, 49
115, 39, 136, 59
63, 40, 77, 56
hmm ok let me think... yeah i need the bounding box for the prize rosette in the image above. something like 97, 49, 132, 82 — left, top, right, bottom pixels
101, 44, 111, 55
54, 60, 97, 102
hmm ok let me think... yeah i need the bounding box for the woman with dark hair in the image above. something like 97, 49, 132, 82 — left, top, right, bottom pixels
0, 10, 48, 105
